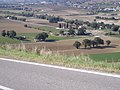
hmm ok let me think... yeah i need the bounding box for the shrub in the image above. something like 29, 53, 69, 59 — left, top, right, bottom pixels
73, 41, 81, 49
82, 39, 91, 48
24, 24, 28, 27
94, 37, 104, 46
1, 30, 6, 37
106, 40, 111, 46
35, 32, 48, 41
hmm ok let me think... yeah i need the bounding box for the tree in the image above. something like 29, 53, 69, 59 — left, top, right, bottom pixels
82, 39, 91, 48
112, 25, 119, 31
59, 30, 64, 35
68, 29, 75, 35
59, 23, 62, 28
1, 30, 6, 37
35, 32, 48, 41
73, 41, 81, 49
24, 24, 28, 27
91, 40, 98, 47
91, 22, 98, 29
77, 27, 86, 35
106, 40, 111, 46
94, 37, 104, 46
6, 31, 10, 36
119, 30, 120, 35
9, 30, 17, 38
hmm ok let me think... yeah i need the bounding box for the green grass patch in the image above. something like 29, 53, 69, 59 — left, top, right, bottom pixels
89, 52, 120, 62
36, 26, 58, 33
18, 33, 81, 41
0, 36, 20, 44
18, 33, 37, 42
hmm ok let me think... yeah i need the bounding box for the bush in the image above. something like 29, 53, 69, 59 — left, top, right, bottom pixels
1, 30, 6, 37
82, 39, 91, 48
35, 32, 48, 41
112, 25, 119, 31
24, 24, 28, 27
106, 40, 111, 46
94, 37, 104, 45
73, 41, 81, 49
8, 30, 17, 38
68, 29, 75, 35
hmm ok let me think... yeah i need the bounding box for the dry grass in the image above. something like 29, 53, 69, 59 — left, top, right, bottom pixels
0, 44, 120, 73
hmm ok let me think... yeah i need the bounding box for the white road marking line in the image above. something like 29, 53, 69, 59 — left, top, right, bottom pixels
0, 85, 14, 90
0, 58, 120, 78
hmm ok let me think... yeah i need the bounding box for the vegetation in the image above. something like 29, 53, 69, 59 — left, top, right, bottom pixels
35, 32, 48, 41
36, 14, 64, 23
1, 30, 17, 38
96, 16, 120, 20
59, 30, 64, 35
0, 36, 20, 44
106, 40, 111, 46
77, 27, 86, 35
1, 30, 6, 37
90, 52, 120, 62
68, 29, 75, 35
82, 39, 91, 48
112, 25, 119, 31
0, 45, 119, 73
94, 37, 104, 46
73, 41, 81, 49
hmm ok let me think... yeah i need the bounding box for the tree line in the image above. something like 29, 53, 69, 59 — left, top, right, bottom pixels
73, 37, 111, 49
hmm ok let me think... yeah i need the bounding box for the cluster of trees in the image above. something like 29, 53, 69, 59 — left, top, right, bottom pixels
0, 10, 34, 17
1, 30, 16, 38
96, 16, 120, 20
62, 19, 120, 33
35, 14, 64, 23
5, 15, 26, 22
59, 26, 87, 36
73, 37, 111, 49
35, 32, 48, 41
20, 12, 34, 17
1, 30, 26, 40
90, 21, 120, 31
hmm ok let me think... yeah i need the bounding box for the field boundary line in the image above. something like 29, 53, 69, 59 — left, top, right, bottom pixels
0, 58, 120, 78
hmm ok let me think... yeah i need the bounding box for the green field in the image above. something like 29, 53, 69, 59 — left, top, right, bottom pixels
0, 36, 20, 44
35, 26, 59, 33
90, 52, 120, 62
18, 33, 81, 42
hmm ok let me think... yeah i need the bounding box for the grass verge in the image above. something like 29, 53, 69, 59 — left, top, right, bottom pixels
0, 45, 120, 74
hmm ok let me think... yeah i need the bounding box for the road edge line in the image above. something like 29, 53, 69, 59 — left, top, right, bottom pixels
0, 85, 14, 90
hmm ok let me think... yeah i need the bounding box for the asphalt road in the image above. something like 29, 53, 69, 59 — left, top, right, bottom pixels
0, 58, 120, 90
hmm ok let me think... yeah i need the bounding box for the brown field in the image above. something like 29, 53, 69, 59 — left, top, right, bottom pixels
26, 18, 58, 27
0, 18, 41, 33
11, 36, 120, 55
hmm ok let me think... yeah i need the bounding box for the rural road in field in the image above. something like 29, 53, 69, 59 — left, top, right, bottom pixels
0, 58, 120, 90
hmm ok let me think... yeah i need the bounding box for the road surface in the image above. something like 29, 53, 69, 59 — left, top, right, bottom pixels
0, 58, 120, 90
